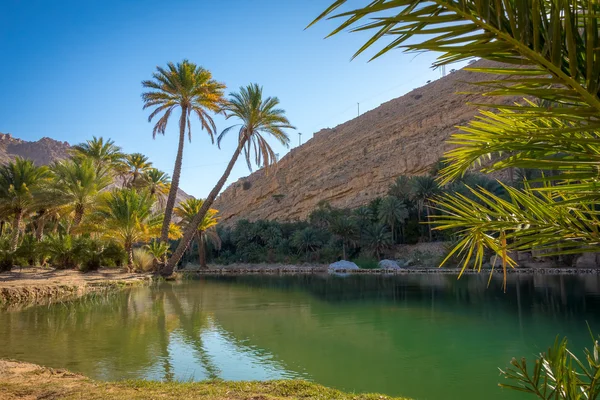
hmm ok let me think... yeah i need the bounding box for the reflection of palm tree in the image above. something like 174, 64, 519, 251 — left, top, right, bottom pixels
163, 285, 220, 379
153, 290, 174, 382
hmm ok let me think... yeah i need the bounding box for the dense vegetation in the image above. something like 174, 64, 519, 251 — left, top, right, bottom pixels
180, 163, 531, 268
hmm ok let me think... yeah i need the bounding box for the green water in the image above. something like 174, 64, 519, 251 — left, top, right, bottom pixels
1, 274, 600, 400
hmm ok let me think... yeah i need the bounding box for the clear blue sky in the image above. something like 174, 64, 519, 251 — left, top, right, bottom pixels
0, 0, 461, 198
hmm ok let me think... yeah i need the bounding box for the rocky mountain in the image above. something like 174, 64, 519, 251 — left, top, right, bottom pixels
213, 60, 516, 224
0, 132, 192, 203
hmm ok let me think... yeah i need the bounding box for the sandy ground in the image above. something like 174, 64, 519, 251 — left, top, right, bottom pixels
0, 267, 151, 309
0, 267, 149, 288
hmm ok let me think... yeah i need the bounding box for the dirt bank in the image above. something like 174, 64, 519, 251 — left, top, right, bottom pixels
0, 267, 151, 309
0, 359, 407, 400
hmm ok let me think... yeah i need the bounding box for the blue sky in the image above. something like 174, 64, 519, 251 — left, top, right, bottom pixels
0, 0, 460, 198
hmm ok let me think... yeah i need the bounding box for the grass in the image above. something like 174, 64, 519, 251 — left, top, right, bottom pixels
0, 360, 411, 400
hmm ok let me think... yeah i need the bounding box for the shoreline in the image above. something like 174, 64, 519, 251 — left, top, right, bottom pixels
181, 264, 600, 276
0, 267, 152, 309
0, 359, 408, 400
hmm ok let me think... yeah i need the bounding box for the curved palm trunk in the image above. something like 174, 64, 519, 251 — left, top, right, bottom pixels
10, 211, 23, 251
160, 107, 187, 244
163, 140, 245, 276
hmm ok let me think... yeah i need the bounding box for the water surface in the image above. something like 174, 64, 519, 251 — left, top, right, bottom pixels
1, 273, 599, 400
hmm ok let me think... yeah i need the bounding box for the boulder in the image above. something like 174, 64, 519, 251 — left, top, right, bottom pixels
328, 260, 359, 271
575, 253, 600, 268
378, 259, 402, 270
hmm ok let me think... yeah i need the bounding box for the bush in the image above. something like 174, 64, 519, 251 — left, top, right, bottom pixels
352, 255, 379, 269
15, 234, 40, 266
42, 234, 79, 269
76, 238, 104, 272
101, 242, 127, 267
132, 248, 153, 272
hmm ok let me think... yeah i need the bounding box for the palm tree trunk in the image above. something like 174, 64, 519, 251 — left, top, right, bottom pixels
35, 218, 46, 241
198, 232, 207, 269
10, 211, 22, 251
426, 202, 433, 242
127, 245, 134, 272
73, 205, 84, 227
160, 106, 187, 244
342, 241, 346, 260
163, 140, 245, 276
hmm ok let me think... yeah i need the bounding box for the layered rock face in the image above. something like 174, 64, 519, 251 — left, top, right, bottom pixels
214, 61, 516, 224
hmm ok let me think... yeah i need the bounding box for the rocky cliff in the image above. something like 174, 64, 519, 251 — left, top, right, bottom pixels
213, 60, 516, 224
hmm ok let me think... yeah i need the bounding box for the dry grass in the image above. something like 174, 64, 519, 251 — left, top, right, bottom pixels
0, 360, 409, 400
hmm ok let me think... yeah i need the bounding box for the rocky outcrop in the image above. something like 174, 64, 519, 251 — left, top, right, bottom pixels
214, 60, 517, 225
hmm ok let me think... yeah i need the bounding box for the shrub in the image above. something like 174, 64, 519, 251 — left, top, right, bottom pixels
352, 255, 379, 269
76, 238, 104, 272
15, 234, 40, 266
101, 241, 126, 267
42, 234, 79, 269
132, 248, 153, 272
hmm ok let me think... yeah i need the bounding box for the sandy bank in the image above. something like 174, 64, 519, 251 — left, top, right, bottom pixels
0, 267, 151, 309
0, 359, 408, 400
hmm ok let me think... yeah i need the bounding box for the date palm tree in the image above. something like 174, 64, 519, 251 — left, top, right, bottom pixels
71, 136, 124, 176
124, 153, 152, 188
174, 198, 220, 269
330, 215, 357, 260
143, 168, 171, 209
142, 60, 226, 244
378, 196, 408, 243
411, 176, 441, 241
312, 0, 600, 282
0, 158, 50, 250
363, 223, 392, 260
50, 158, 111, 228
163, 84, 294, 275
96, 189, 160, 270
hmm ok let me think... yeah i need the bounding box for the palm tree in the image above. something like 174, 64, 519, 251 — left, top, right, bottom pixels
123, 153, 152, 187
0, 158, 50, 250
411, 176, 441, 241
378, 196, 409, 243
363, 223, 392, 260
50, 158, 111, 228
388, 176, 413, 205
330, 215, 357, 260
96, 189, 160, 270
163, 84, 294, 275
142, 60, 226, 244
174, 198, 220, 269
142, 168, 171, 209
291, 227, 323, 260
71, 136, 124, 176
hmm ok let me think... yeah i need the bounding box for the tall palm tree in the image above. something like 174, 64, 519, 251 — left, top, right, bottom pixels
378, 196, 409, 243
0, 158, 50, 250
411, 176, 441, 241
388, 176, 413, 205
71, 136, 124, 176
291, 227, 323, 260
96, 189, 161, 270
123, 153, 152, 188
142, 60, 226, 244
163, 84, 294, 275
330, 215, 357, 260
174, 198, 220, 269
50, 158, 111, 228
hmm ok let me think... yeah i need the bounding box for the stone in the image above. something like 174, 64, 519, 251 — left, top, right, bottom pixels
328, 260, 359, 271
213, 60, 519, 225
575, 253, 600, 269
378, 259, 402, 269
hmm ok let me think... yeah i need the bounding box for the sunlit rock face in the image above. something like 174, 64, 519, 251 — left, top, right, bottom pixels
214, 60, 516, 225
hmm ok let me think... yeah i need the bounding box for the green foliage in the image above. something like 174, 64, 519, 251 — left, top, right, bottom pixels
352, 256, 379, 270
500, 335, 600, 399
42, 234, 81, 270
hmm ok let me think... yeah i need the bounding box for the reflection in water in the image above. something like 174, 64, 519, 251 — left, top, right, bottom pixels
1, 273, 599, 400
